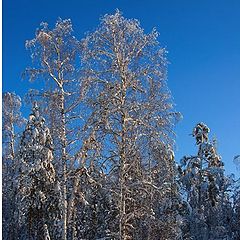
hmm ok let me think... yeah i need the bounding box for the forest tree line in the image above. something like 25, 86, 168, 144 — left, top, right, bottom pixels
2, 11, 240, 240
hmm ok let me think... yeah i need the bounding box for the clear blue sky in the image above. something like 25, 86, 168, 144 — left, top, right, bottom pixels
3, 0, 240, 177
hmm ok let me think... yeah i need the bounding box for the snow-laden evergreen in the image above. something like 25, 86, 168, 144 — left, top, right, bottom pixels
15, 103, 61, 240
178, 123, 233, 240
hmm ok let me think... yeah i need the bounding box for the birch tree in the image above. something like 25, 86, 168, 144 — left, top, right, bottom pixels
25, 19, 86, 239
82, 10, 180, 239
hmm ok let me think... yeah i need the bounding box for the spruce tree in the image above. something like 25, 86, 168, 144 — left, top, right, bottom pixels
178, 123, 233, 240
15, 103, 61, 240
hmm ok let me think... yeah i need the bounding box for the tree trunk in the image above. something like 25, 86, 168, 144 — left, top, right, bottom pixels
119, 78, 128, 240
60, 91, 67, 240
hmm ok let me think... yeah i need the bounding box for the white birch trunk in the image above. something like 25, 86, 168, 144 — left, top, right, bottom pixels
60, 91, 68, 240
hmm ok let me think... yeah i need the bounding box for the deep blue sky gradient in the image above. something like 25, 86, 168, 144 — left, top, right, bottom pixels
3, 0, 240, 177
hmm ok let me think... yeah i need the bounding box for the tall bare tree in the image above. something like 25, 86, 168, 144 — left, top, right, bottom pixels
81, 10, 180, 239
25, 19, 87, 239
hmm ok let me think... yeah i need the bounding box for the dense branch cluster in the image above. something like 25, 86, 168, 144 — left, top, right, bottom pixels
2, 11, 240, 240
